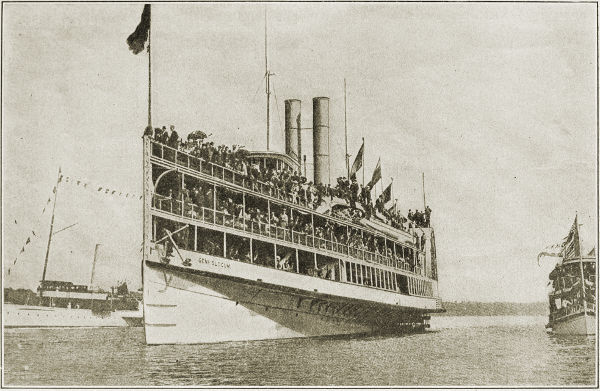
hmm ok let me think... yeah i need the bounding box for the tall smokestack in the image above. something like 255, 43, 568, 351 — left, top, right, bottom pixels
312, 97, 330, 185
284, 99, 302, 165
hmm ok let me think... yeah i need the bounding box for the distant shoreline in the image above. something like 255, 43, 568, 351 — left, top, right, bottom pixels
436, 301, 548, 317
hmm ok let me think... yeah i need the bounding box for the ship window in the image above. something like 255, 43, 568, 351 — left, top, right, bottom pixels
363, 266, 372, 286
252, 239, 275, 268
276, 245, 297, 273
360, 265, 367, 286
350, 263, 357, 284
197, 226, 223, 257
314, 254, 339, 281
225, 233, 250, 263
345, 262, 352, 283
298, 250, 314, 276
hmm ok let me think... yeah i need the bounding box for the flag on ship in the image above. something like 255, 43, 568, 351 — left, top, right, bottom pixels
379, 182, 392, 204
368, 158, 381, 188
562, 215, 580, 259
350, 142, 364, 177
126, 4, 151, 54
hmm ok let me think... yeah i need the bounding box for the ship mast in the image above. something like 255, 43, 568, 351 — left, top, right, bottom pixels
264, 8, 273, 151
41, 168, 61, 283
344, 79, 349, 178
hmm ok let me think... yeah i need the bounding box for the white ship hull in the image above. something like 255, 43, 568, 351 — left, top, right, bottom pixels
550, 312, 596, 335
143, 249, 438, 345
3, 303, 142, 328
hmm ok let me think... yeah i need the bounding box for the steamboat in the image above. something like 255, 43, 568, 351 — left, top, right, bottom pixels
4, 171, 142, 328
137, 6, 444, 345
544, 216, 596, 335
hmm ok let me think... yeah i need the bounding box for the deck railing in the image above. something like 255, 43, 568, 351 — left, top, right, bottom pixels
150, 140, 415, 235
550, 302, 596, 322
152, 194, 418, 274
151, 140, 315, 208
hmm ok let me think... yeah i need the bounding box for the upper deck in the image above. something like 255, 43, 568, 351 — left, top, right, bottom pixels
148, 139, 417, 244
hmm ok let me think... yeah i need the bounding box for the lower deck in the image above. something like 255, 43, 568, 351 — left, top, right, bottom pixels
143, 245, 442, 344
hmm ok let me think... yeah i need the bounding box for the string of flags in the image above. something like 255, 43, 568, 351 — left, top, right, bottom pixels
7, 170, 142, 277
7, 187, 55, 276
61, 174, 143, 201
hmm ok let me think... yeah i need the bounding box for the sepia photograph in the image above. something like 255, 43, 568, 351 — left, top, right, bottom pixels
2, 1, 598, 387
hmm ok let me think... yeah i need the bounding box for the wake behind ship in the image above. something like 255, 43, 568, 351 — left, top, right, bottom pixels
134, 6, 444, 345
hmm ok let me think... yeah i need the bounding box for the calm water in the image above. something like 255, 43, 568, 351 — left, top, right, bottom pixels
3, 316, 596, 386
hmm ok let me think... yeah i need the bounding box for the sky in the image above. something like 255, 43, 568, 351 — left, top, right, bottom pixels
2, 2, 597, 302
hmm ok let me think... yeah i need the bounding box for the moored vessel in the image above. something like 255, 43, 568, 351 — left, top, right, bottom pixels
4, 171, 143, 329
540, 215, 596, 335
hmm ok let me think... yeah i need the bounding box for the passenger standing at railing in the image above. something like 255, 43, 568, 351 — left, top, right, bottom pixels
167, 125, 179, 148
280, 209, 289, 229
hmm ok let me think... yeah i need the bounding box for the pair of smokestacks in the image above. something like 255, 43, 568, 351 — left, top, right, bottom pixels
284, 97, 329, 185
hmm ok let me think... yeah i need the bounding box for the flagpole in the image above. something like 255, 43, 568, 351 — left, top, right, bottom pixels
147, 5, 152, 128
344, 78, 349, 179
362, 137, 365, 187
422, 172, 426, 210
41, 168, 61, 283
391, 177, 394, 208
575, 213, 588, 331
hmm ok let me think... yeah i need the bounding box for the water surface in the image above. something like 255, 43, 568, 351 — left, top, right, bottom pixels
3, 316, 596, 386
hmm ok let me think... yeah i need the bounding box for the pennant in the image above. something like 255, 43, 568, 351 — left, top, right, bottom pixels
66, 177, 70, 183
53, 186, 57, 194
25, 237, 31, 245
77, 180, 81, 186
98, 187, 102, 191
7, 269, 10, 275
126, 193, 130, 198
42, 207, 46, 214
47, 198, 52, 204
111, 190, 116, 195
119, 192, 122, 196
350, 141, 364, 177
84, 183, 88, 188
126, 5, 151, 55
105, 189, 110, 194
32, 230, 37, 237
139, 195, 143, 200
13, 258, 17, 264
20, 247, 24, 254
58, 175, 63, 183
14, 219, 17, 225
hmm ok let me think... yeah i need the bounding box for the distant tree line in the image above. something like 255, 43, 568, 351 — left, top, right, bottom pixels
4, 288, 41, 306
438, 301, 547, 316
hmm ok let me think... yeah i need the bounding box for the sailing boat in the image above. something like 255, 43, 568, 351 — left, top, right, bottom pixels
540, 215, 596, 335
4, 169, 143, 328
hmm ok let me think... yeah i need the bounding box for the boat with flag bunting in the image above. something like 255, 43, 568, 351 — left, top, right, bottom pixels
539, 215, 596, 335
133, 4, 444, 345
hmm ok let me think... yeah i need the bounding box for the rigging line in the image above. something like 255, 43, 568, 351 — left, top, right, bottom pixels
272, 80, 283, 136
252, 73, 268, 102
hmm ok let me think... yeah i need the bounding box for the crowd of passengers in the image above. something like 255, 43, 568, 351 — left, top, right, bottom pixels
158, 179, 427, 273
146, 125, 433, 233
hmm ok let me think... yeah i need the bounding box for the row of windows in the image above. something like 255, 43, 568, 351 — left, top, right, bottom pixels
153, 217, 434, 297
343, 261, 432, 296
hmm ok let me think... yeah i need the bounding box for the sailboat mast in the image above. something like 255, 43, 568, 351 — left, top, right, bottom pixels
90, 243, 101, 287
265, 8, 271, 151
41, 168, 61, 283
